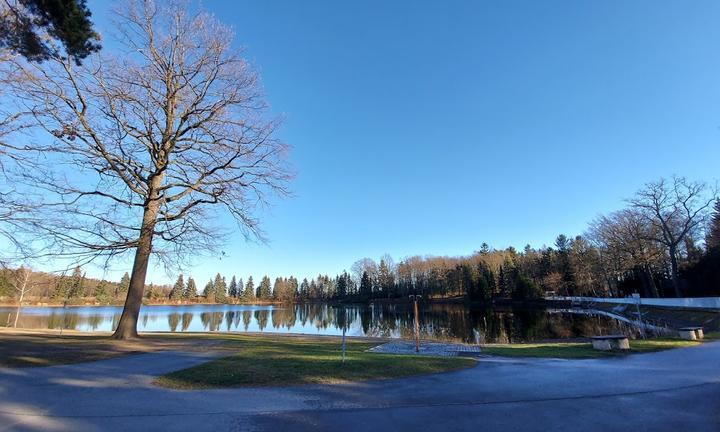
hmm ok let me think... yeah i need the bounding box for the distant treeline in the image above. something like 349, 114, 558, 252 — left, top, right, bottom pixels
0, 267, 175, 305
2, 177, 719, 304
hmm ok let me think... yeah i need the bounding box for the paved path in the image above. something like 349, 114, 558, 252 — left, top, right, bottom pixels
367, 340, 481, 356
1, 342, 719, 431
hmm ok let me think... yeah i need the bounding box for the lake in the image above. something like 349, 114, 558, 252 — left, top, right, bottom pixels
0, 303, 647, 343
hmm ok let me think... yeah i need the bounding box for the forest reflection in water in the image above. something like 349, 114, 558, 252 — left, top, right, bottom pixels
0, 303, 642, 343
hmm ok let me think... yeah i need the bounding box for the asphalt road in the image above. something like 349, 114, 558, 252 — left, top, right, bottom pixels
1, 341, 718, 431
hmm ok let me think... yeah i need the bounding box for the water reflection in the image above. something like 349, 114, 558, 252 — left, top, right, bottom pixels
0, 303, 645, 343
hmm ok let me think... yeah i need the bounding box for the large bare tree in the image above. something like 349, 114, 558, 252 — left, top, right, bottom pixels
5, 0, 291, 339
588, 209, 665, 297
628, 177, 715, 297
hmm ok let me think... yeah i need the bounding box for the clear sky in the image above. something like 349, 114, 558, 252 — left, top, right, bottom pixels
82, 0, 720, 285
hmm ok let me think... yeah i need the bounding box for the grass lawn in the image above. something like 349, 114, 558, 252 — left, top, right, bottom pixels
155, 334, 476, 389
481, 338, 702, 359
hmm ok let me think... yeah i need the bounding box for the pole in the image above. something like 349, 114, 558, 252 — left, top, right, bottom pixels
341, 308, 347, 362
410, 295, 422, 353
632, 293, 645, 339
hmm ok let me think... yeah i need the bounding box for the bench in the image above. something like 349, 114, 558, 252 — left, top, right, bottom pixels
678, 327, 704, 340
591, 335, 630, 351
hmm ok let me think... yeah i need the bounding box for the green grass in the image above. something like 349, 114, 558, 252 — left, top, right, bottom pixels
155, 334, 476, 389
481, 338, 702, 359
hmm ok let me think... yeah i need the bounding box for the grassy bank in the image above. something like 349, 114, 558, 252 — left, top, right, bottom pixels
155, 334, 475, 389
481, 338, 702, 359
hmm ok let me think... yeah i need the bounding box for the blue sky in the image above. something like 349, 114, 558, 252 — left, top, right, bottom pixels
82, 0, 720, 284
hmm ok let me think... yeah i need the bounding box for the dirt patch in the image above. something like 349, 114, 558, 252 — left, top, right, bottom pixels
0, 329, 227, 367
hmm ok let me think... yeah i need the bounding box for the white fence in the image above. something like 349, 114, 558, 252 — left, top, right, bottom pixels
546, 296, 720, 310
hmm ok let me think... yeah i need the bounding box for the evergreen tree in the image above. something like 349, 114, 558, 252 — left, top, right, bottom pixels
512, 275, 542, 300
299, 278, 309, 301
52, 274, 69, 300
287, 277, 298, 300
360, 271, 372, 301
183, 277, 198, 299
258, 275, 272, 299
236, 277, 244, 298
242, 276, 255, 302
228, 276, 238, 298
203, 279, 214, 300
169, 274, 184, 301
0, 0, 102, 64
378, 259, 395, 298
93, 280, 111, 304
116, 272, 130, 298
213, 273, 227, 303
273, 277, 284, 301
67, 266, 84, 298
309, 279, 318, 300
336, 272, 348, 299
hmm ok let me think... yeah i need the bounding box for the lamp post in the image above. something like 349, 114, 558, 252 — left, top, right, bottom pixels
409, 295, 422, 352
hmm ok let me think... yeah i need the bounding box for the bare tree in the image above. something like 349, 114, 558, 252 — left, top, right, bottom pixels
10, 266, 32, 327
588, 209, 665, 297
628, 177, 716, 297
351, 258, 378, 286
5, 0, 291, 339
0, 50, 40, 259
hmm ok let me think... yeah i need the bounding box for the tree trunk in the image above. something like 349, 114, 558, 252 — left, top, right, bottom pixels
668, 245, 682, 298
112, 193, 161, 340
643, 266, 659, 298
13, 289, 24, 328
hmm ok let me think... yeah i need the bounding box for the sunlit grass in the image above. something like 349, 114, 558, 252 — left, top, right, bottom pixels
154, 333, 475, 389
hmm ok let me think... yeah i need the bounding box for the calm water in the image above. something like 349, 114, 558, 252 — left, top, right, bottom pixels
0, 303, 645, 343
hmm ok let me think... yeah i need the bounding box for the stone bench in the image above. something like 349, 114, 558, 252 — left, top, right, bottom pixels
591, 335, 630, 351
678, 327, 704, 340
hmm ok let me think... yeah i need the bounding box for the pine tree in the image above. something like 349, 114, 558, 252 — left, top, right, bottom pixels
273, 277, 284, 301
94, 280, 111, 304
203, 279, 214, 300
228, 276, 238, 298
299, 278, 309, 301
183, 277, 198, 299
258, 276, 272, 299
236, 278, 244, 298
336, 272, 348, 299
288, 277, 298, 299
360, 271, 372, 301
169, 274, 184, 301
67, 266, 84, 298
116, 272, 130, 298
214, 274, 227, 303
242, 276, 255, 302
0, 0, 101, 64
52, 274, 69, 300
378, 259, 395, 298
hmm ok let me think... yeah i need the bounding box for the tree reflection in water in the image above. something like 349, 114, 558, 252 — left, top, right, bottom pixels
2, 303, 651, 343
